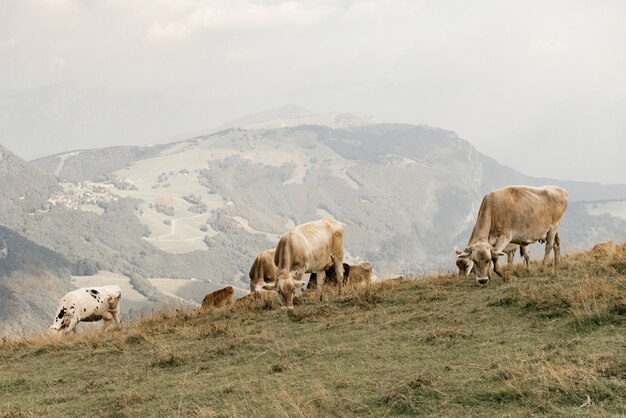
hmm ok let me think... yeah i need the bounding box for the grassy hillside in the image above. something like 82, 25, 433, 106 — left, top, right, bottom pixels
1, 246, 625, 417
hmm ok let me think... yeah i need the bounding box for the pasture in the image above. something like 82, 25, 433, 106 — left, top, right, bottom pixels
1, 247, 625, 417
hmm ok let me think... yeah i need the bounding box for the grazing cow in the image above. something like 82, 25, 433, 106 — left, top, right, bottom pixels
455, 243, 530, 276
50, 285, 122, 334
261, 217, 345, 308
456, 185, 568, 284
248, 249, 277, 292
346, 262, 373, 287
201, 286, 235, 310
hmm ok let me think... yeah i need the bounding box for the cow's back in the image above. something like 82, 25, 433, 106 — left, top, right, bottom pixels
471, 185, 568, 245
249, 249, 276, 280
201, 286, 235, 309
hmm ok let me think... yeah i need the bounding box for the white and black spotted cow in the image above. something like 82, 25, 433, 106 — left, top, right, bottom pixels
50, 285, 122, 334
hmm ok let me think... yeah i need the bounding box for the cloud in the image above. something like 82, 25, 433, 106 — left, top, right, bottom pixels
145, 1, 334, 43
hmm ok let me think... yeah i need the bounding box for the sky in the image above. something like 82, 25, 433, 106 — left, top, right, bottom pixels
1, 0, 626, 184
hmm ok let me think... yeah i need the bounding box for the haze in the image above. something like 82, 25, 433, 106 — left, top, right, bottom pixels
1, 0, 625, 184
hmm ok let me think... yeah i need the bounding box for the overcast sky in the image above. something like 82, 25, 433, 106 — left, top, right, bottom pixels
1, 0, 626, 184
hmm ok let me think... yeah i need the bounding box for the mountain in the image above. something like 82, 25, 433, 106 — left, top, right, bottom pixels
0, 225, 72, 335
6, 122, 626, 334
33, 123, 626, 271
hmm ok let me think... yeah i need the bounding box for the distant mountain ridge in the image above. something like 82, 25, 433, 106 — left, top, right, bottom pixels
3, 121, 626, 334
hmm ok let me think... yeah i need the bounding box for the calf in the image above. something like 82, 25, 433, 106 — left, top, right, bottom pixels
201, 286, 235, 310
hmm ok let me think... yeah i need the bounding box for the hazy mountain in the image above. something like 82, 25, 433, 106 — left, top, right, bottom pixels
5, 121, 626, 334
0, 225, 72, 336
34, 123, 626, 272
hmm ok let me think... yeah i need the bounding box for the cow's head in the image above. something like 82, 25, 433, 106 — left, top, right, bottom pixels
455, 242, 505, 284
259, 272, 305, 309
454, 247, 474, 276
49, 306, 71, 332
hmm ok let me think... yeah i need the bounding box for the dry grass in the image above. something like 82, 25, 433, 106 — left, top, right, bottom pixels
488, 347, 626, 414
1, 244, 625, 417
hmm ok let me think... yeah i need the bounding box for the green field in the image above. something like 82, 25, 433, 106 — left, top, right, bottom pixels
1, 247, 625, 417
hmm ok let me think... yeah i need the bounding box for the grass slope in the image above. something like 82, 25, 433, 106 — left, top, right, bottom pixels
1, 246, 625, 417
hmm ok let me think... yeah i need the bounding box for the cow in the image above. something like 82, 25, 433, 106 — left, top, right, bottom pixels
456, 185, 568, 284
309, 262, 373, 288
248, 249, 277, 292
455, 243, 530, 276
346, 262, 373, 287
261, 217, 345, 308
50, 285, 122, 334
201, 286, 235, 310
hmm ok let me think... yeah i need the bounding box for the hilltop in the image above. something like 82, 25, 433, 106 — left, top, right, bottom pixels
1, 245, 624, 417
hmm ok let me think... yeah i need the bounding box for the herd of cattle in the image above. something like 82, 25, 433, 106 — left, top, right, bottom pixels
49, 185, 569, 334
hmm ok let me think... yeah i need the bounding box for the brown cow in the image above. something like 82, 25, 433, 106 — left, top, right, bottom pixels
261, 217, 345, 308
456, 185, 568, 284
248, 249, 277, 292
201, 286, 234, 310
346, 262, 373, 287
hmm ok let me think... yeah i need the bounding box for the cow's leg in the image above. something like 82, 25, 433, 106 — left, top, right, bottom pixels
249, 278, 257, 293
315, 269, 325, 302
67, 316, 79, 334
112, 308, 122, 330
553, 232, 561, 267
542, 229, 557, 266
331, 255, 345, 296
506, 251, 514, 266
492, 236, 510, 277
521, 245, 530, 269
102, 312, 114, 331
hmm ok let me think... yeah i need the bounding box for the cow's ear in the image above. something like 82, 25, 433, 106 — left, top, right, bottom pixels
456, 248, 471, 258
294, 280, 306, 289
491, 248, 506, 257
261, 281, 278, 291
